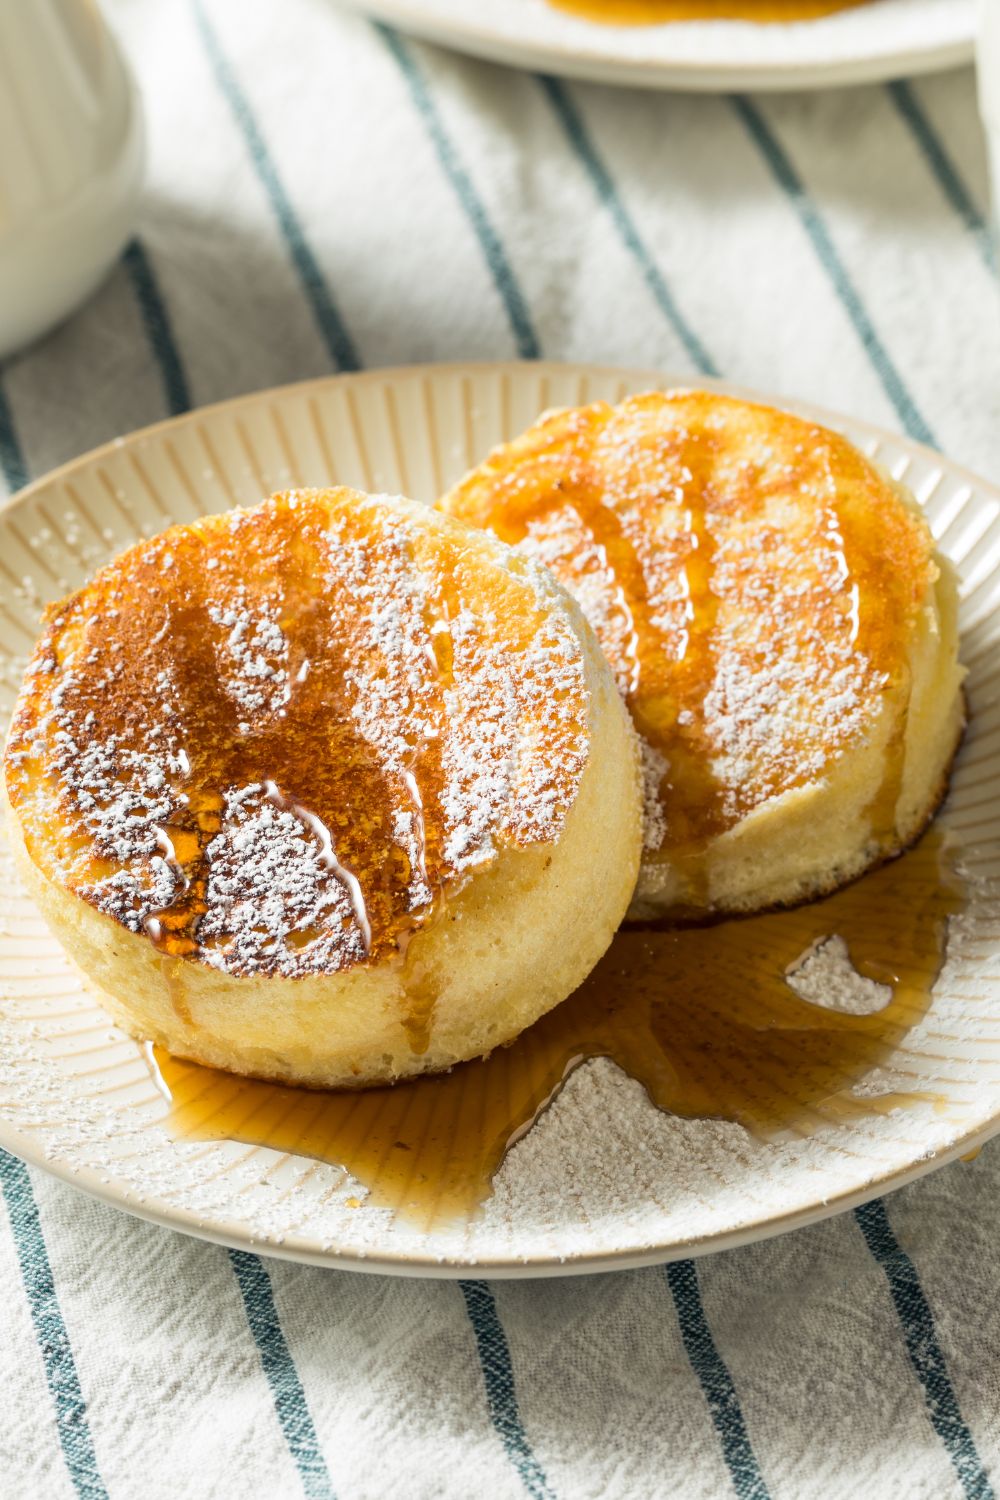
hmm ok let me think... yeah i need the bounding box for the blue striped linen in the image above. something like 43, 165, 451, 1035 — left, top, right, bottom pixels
0, 378, 28, 493
0, 1, 997, 1495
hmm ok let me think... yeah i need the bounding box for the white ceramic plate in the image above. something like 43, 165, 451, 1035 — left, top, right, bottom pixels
2, 361, 999, 1278
337, 0, 975, 92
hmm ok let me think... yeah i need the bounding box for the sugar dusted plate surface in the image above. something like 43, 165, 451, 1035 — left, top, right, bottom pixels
1, 361, 999, 1278
336, 0, 974, 93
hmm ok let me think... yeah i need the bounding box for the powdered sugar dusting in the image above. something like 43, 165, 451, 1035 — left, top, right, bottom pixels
208, 591, 289, 717
197, 784, 367, 977
639, 740, 668, 853
786, 934, 892, 1015
520, 507, 640, 697
702, 519, 886, 821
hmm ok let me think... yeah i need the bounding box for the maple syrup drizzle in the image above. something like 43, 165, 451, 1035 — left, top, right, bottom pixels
151, 829, 962, 1228
129, 516, 434, 974
866, 668, 912, 845
548, 0, 868, 22
477, 417, 734, 885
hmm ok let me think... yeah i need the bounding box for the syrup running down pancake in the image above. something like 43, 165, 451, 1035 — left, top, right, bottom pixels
440, 391, 965, 919
2, 488, 642, 1087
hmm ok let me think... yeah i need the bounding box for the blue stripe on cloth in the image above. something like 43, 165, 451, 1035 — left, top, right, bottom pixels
854, 1201, 995, 1500
228, 1250, 336, 1500
191, 0, 360, 372
731, 95, 936, 447
0, 1152, 107, 1499
459, 1280, 554, 1500
665, 1260, 770, 1500
122, 239, 193, 416
0, 373, 29, 492
377, 25, 542, 360
539, 75, 719, 379
886, 82, 996, 275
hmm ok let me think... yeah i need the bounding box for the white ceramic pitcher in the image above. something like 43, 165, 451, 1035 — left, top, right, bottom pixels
0, 0, 144, 358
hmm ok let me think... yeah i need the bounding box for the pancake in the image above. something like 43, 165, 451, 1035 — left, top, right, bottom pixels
2, 488, 642, 1087
439, 390, 965, 919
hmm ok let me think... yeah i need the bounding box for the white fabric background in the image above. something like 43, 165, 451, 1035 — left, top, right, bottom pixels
1, 2, 999, 1497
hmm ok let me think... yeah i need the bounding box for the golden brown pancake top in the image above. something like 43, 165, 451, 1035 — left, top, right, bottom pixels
440, 391, 936, 862
4, 489, 591, 978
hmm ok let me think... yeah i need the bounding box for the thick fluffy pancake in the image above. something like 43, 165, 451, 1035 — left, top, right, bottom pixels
440, 391, 965, 918
3, 488, 641, 1086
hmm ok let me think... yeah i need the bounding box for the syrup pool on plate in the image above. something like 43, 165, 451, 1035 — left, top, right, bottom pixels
150, 829, 963, 1229
547, 1, 870, 25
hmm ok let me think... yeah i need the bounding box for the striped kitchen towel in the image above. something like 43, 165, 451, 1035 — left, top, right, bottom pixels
1, 1, 999, 1495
